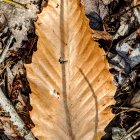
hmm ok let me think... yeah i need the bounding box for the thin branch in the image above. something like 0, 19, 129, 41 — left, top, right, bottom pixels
127, 120, 140, 133
125, 127, 140, 139
124, 120, 140, 139
0, 88, 36, 140
114, 107, 140, 116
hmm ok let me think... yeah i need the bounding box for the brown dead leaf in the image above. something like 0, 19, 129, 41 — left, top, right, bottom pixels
92, 30, 113, 41
25, 0, 116, 140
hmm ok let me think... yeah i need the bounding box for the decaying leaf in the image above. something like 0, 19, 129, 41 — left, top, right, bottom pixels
92, 30, 112, 41
131, 90, 140, 108
25, 0, 116, 139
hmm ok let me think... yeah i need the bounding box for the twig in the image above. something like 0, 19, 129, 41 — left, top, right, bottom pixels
125, 127, 140, 139
114, 107, 140, 116
127, 120, 140, 133
0, 87, 36, 140
0, 35, 14, 64
124, 120, 140, 139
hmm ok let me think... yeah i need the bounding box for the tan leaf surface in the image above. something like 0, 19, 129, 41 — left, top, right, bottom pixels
25, 0, 116, 139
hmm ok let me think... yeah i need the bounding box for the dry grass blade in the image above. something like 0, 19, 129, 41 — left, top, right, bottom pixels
1, 0, 27, 9
25, 0, 116, 139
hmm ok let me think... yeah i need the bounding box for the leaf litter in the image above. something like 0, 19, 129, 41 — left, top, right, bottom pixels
82, 0, 140, 139
0, 0, 46, 139
0, 0, 139, 139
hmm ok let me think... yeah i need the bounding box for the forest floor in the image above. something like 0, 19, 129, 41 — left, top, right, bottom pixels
0, 0, 139, 139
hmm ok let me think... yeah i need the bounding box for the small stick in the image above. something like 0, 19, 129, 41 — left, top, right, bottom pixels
121, 120, 140, 139
0, 87, 36, 140
115, 107, 140, 116
125, 126, 140, 139
127, 120, 140, 134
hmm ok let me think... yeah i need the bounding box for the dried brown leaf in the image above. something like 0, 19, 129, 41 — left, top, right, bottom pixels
25, 0, 116, 139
